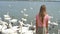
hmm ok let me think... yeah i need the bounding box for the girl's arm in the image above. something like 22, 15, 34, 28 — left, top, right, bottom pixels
36, 19, 38, 32
46, 20, 48, 33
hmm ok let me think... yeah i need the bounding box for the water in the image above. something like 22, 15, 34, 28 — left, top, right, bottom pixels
0, 1, 60, 34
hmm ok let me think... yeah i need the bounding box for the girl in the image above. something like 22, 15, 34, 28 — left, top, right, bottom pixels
36, 5, 50, 34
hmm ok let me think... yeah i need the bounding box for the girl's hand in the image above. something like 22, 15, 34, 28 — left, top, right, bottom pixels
46, 30, 48, 33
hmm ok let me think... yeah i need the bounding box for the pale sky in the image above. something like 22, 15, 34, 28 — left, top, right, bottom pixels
0, 0, 60, 1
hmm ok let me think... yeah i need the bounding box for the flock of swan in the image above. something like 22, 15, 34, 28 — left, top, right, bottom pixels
0, 8, 58, 34
0, 12, 58, 34
0, 12, 36, 34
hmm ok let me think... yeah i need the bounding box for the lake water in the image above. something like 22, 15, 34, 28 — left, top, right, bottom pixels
0, 1, 60, 34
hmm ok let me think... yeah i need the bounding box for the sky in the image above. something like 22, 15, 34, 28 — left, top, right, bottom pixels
0, 0, 60, 1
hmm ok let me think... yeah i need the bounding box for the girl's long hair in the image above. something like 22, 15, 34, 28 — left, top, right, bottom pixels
39, 5, 47, 23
